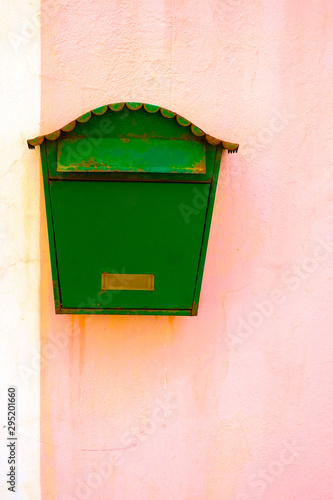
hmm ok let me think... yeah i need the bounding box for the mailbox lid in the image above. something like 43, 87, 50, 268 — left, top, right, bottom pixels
46, 107, 217, 181
50, 180, 209, 311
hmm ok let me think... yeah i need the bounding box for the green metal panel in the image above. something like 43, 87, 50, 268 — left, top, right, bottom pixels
47, 138, 216, 182
60, 307, 192, 316
46, 107, 216, 182
50, 181, 208, 310
192, 144, 223, 315
57, 137, 206, 174
40, 142, 61, 311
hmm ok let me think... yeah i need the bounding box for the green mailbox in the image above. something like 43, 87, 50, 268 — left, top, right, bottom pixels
28, 102, 238, 316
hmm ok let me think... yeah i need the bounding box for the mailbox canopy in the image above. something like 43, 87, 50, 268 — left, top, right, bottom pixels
29, 103, 238, 316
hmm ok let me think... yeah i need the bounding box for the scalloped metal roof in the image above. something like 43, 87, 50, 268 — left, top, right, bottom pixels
27, 102, 239, 153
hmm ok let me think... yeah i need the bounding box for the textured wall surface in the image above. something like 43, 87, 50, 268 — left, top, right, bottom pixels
0, 1, 41, 499
2, 0, 333, 499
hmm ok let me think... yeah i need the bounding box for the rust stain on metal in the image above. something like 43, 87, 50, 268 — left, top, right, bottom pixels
52, 280, 61, 311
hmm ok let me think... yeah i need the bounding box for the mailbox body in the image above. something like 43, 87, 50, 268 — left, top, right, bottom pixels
40, 106, 223, 316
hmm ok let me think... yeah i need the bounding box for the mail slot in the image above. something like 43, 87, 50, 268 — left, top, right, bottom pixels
28, 102, 238, 316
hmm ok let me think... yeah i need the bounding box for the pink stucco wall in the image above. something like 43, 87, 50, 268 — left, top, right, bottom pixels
40, 1, 333, 499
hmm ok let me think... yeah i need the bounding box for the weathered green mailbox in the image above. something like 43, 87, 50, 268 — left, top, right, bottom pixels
28, 102, 238, 316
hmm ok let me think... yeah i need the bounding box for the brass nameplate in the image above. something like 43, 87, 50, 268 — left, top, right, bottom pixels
101, 273, 154, 291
